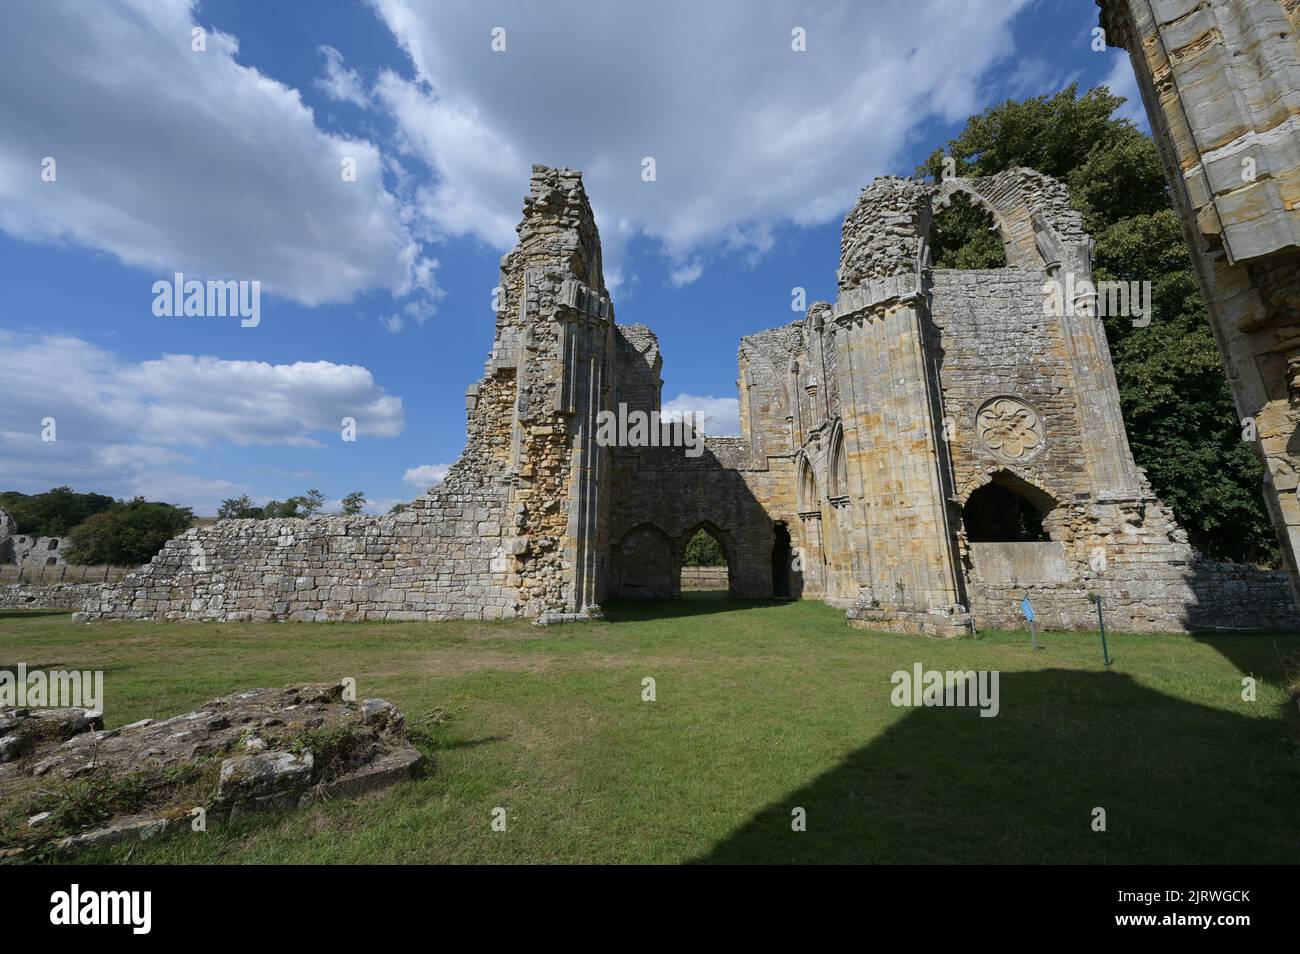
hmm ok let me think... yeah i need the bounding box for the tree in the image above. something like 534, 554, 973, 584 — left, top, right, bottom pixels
217, 494, 263, 519
64, 498, 194, 566
388, 503, 409, 515
0, 487, 114, 536
300, 489, 325, 516
341, 491, 366, 515
262, 499, 301, 519
683, 529, 726, 566
917, 84, 1274, 564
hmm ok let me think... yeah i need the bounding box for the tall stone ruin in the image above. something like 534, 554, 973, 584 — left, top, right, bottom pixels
77, 162, 1299, 633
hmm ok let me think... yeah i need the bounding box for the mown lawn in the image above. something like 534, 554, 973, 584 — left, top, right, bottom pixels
2, 596, 1298, 864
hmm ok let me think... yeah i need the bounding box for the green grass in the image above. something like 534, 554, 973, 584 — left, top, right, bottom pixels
2, 596, 1298, 864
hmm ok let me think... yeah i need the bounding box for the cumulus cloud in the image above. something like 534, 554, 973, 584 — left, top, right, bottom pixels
0, 332, 405, 510
371, 0, 1030, 281
661, 394, 740, 436
316, 44, 370, 107
0, 0, 434, 307
403, 463, 451, 489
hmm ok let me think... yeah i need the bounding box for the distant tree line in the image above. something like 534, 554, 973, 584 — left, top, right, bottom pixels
216, 489, 368, 519
1, 488, 192, 566
2, 486, 389, 567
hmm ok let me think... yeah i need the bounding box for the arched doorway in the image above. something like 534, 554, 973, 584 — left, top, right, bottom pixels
772, 521, 794, 598
614, 524, 675, 598
681, 526, 730, 598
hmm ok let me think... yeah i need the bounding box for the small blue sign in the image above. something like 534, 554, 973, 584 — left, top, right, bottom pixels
1020, 597, 1035, 622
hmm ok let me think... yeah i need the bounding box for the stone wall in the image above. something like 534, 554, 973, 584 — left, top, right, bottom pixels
77, 484, 514, 622
681, 566, 728, 590
0, 582, 103, 611
10, 535, 66, 569
0, 508, 67, 569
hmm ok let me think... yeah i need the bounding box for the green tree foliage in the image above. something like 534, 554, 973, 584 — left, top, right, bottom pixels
683, 529, 726, 566
0, 487, 114, 536
216, 489, 329, 520
217, 494, 262, 519
64, 498, 194, 566
341, 491, 366, 515
918, 85, 1274, 563
300, 489, 325, 516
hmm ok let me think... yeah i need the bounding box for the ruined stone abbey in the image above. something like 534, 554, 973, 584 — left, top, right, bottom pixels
76, 153, 1299, 633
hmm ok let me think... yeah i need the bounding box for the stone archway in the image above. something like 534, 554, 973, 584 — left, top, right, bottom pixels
613, 523, 676, 599
676, 520, 734, 598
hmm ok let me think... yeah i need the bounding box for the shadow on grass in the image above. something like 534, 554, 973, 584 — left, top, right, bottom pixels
694, 668, 1300, 864
0, 609, 71, 620
603, 591, 792, 622
1189, 631, 1300, 686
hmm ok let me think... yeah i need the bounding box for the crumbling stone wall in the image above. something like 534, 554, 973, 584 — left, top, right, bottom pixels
10, 535, 67, 569
0, 507, 67, 569
69, 158, 1300, 634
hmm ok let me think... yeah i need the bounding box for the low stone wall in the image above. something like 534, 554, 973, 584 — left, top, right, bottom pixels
77, 480, 520, 623
0, 582, 104, 611
967, 560, 1300, 633
681, 566, 728, 590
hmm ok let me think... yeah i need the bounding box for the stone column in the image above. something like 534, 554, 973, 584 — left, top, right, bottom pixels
834, 276, 971, 635
1098, 0, 1300, 602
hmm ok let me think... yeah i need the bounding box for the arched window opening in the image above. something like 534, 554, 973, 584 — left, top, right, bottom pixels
829, 429, 848, 499
798, 458, 819, 513
930, 191, 1008, 269
962, 480, 1050, 543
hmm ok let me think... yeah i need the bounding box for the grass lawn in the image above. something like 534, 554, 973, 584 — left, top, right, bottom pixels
2, 595, 1298, 864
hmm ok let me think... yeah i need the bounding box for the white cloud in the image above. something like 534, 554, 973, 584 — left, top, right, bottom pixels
0, 332, 405, 510
316, 45, 370, 107
669, 260, 704, 287
371, 0, 1031, 282
403, 463, 451, 488
661, 394, 741, 436
380, 293, 442, 333
0, 0, 434, 307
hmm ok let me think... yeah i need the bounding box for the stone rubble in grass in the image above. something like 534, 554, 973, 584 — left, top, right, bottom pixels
0, 683, 425, 853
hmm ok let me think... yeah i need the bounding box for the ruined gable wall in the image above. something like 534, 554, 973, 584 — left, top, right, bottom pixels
931, 181, 1300, 632
930, 267, 1091, 516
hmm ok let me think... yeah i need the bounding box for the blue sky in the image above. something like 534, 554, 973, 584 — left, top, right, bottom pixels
0, 0, 1143, 515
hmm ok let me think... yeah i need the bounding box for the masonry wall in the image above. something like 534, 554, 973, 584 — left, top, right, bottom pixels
78, 481, 515, 622
0, 582, 104, 611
